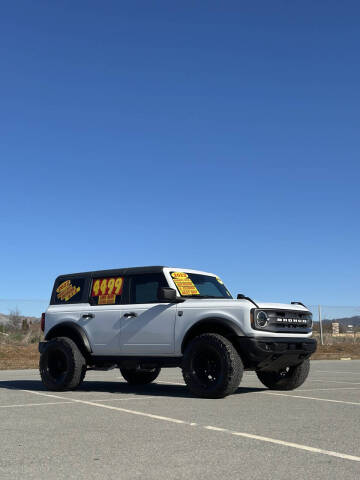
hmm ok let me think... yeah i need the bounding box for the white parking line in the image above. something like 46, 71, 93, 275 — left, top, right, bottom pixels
0, 401, 74, 408
156, 381, 360, 402
0, 372, 39, 378
310, 379, 360, 386
265, 392, 360, 406
205, 426, 360, 463
11, 387, 360, 464
156, 380, 185, 386
300, 387, 360, 392
19, 389, 193, 425
0, 396, 156, 409
315, 370, 360, 376
117, 377, 186, 386
156, 380, 259, 388
91, 396, 156, 402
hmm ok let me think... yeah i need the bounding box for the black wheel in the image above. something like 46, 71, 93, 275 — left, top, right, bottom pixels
182, 333, 243, 399
120, 367, 161, 385
39, 337, 87, 391
256, 359, 310, 390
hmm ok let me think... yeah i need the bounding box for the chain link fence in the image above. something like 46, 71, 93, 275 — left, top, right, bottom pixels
309, 305, 360, 345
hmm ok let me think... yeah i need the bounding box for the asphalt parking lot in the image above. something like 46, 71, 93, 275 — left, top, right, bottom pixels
0, 360, 359, 480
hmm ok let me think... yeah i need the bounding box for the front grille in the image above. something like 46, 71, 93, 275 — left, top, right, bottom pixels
252, 309, 312, 333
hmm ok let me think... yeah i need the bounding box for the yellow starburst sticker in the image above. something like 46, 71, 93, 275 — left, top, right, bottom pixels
56, 280, 80, 302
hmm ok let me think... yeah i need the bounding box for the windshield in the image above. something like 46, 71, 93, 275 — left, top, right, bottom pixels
170, 272, 232, 299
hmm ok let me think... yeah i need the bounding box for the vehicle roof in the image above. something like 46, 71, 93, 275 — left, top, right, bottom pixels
55, 266, 167, 280
55, 266, 217, 281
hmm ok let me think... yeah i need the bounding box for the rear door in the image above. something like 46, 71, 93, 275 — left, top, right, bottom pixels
81, 275, 128, 355
119, 273, 177, 355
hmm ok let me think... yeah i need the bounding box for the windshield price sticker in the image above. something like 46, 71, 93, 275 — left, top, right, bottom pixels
171, 272, 188, 279
56, 280, 81, 302
171, 272, 200, 296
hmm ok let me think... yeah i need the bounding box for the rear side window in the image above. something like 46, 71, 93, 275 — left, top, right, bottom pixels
130, 274, 167, 304
51, 277, 87, 305
90, 276, 125, 305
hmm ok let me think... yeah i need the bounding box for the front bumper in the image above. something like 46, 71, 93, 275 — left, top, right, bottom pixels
235, 337, 317, 371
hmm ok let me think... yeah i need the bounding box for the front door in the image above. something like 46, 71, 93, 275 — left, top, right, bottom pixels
119, 274, 177, 355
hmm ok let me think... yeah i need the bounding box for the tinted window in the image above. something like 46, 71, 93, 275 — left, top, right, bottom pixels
51, 277, 87, 305
130, 274, 167, 304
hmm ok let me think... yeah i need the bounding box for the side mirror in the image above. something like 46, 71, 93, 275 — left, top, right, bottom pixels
158, 287, 184, 303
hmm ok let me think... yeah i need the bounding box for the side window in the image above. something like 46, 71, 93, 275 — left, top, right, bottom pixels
130, 274, 167, 304
51, 277, 87, 305
90, 276, 125, 305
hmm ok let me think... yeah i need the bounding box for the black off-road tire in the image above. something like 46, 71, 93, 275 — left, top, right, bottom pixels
182, 333, 243, 399
256, 359, 310, 390
79, 366, 87, 386
39, 337, 87, 391
120, 367, 161, 385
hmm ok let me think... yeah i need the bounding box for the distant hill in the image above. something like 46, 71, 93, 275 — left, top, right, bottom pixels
0, 312, 40, 325
313, 315, 360, 333
321, 315, 360, 326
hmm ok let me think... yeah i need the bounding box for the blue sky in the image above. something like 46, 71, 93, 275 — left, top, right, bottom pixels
0, 1, 359, 316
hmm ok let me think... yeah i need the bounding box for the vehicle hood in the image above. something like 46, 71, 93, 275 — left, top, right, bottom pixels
181, 299, 309, 312
255, 302, 310, 312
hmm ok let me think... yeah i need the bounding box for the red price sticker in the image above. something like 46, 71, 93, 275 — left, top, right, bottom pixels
91, 277, 124, 298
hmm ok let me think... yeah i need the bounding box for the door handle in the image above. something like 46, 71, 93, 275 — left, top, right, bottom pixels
82, 313, 95, 319
123, 312, 137, 318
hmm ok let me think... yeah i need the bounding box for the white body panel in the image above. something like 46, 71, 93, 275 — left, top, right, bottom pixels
119, 303, 176, 355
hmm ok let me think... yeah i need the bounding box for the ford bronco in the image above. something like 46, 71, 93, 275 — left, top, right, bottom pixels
39, 266, 316, 398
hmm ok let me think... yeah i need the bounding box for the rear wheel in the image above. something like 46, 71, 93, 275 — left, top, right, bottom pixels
39, 337, 87, 391
182, 333, 243, 399
256, 359, 310, 390
120, 367, 161, 385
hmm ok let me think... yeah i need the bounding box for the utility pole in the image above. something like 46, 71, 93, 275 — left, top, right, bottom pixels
318, 304, 324, 345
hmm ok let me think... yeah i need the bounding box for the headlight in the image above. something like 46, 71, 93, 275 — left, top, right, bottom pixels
256, 311, 268, 328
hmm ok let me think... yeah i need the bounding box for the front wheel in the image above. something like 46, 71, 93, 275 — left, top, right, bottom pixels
256, 359, 310, 390
120, 367, 161, 385
182, 333, 244, 399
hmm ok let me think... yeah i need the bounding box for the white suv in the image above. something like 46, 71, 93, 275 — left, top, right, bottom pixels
39, 266, 316, 398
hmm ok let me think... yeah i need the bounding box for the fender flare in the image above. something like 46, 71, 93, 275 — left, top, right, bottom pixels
181, 317, 243, 353
45, 321, 92, 354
